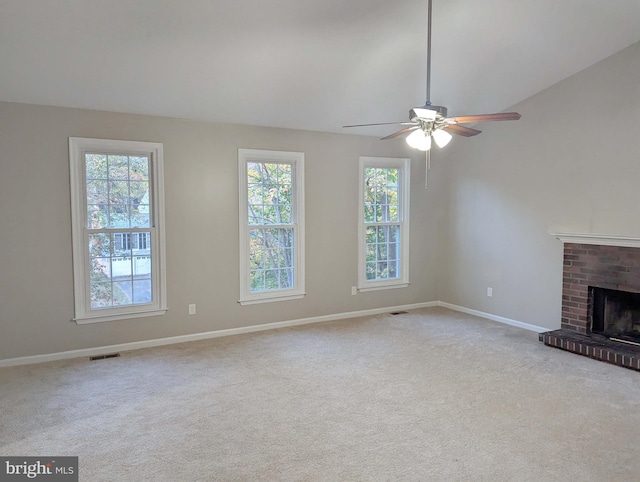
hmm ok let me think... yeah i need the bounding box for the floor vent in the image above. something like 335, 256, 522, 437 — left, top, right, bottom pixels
390, 311, 408, 315
90, 353, 121, 361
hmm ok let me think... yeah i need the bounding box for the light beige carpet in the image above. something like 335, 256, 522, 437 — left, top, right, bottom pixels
1, 307, 639, 481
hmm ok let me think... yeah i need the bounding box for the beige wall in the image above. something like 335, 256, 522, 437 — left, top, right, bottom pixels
438, 41, 640, 329
0, 103, 441, 359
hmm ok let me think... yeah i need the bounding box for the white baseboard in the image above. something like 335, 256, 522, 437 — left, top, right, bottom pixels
0, 301, 439, 367
437, 302, 548, 333
0, 301, 548, 367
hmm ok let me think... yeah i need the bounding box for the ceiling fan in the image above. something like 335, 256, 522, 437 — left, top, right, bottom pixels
343, 0, 521, 151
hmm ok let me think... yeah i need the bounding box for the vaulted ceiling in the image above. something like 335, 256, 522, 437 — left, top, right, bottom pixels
1, 0, 639, 137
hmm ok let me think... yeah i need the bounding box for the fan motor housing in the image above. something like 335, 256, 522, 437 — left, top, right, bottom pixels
410, 104, 448, 122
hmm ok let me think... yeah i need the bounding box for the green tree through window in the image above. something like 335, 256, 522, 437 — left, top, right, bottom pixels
247, 162, 294, 291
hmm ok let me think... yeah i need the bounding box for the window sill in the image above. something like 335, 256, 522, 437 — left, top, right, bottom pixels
358, 282, 409, 293
238, 293, 306, 306
74, 308, 168, 324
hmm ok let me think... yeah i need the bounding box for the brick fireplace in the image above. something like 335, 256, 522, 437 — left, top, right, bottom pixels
539, 234, 640, 371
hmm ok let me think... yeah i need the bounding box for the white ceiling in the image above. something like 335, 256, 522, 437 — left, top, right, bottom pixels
1, 0, 639, 137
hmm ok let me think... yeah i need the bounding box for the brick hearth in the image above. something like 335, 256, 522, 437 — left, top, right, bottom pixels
539, 330, 640, 371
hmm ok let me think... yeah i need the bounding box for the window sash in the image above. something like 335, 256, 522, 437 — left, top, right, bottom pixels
365, 223, 401, 281
249, 226, 296, 292
85, 228, 156, 310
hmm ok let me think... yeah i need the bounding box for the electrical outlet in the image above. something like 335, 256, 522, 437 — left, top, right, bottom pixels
487, 287, 493, 297
188, 304, 196, 315
351, 286, 357, 296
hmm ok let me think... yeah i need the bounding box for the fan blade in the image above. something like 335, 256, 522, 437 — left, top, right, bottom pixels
443, 124, 482, 137
449, 112, 521, 124
381, 126, 420, 140
343, 121, 417, 128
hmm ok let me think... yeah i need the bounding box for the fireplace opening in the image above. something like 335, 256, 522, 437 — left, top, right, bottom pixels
590, 286, 640, 345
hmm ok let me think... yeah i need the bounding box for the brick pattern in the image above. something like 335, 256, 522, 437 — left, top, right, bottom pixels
539, 330, 640, 371
561, 243, 640, 333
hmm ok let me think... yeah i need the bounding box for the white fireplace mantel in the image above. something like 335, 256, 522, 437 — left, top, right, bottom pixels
550, 233, 640, 248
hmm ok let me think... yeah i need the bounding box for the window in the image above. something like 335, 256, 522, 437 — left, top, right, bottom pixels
114, 233, 131, 251
238, 149, 305, 304
69, 138, 167, 323
114, 232, 151, 251
358, 156, 410, 291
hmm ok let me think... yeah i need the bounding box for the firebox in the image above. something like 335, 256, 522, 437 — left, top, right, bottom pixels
590, 286, 640, 345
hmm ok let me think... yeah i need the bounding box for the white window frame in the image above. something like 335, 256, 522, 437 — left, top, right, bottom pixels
358, 156, 410, 292
238, 149, 305, 305
69, 137, 167, 324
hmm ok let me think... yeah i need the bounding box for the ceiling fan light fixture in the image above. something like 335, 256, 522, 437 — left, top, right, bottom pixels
406, 129, 432, 151
432, 128, 453, 148
342, 0, 520, 171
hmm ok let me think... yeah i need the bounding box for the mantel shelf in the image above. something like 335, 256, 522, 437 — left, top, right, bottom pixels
550, 232, 640, 248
